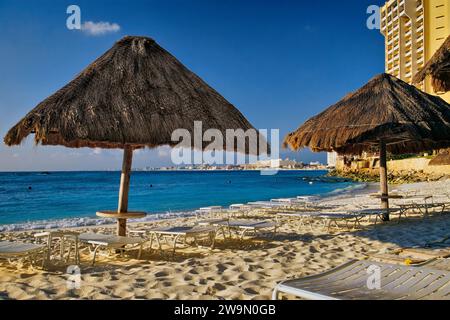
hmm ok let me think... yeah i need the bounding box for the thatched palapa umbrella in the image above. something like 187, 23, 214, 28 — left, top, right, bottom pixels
4, 36, 263, 236
284, 73, 450, 220
414, 35, 450, 93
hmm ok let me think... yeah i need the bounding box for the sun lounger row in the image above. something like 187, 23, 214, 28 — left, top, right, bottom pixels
0, 216, 278, 267
1, 233, 146, 267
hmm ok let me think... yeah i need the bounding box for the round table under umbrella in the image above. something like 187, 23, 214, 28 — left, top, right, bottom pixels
284, 73, 450, 221
4, 36, 264, 236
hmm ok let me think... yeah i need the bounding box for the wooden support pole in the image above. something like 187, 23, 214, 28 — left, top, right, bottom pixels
379, 140, 390, 221
117, 146, 133, 236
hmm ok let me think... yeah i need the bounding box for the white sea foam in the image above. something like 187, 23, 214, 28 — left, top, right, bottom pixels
0, 210, 197, 232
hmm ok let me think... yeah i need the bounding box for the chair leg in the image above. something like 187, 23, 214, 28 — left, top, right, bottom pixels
137, 244, 143, 260
75, 240, 80, 265
210, 232, 216, 250
46, 234, 52, 263
220, 226, 227, 239
92, 245, 101, 266
172, 235, 181, 257
66, 242, 72, 263
272, 288, 280, 300
60, 238, 65, 260
149, 233, 155, 251
240, 229, 249, 240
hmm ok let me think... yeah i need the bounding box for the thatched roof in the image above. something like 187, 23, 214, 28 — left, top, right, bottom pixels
284, 73, 450, 155
4, 36, 264, 153
414, 35, 450, 93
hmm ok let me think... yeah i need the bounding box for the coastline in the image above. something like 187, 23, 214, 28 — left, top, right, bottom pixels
0, 177, 369, 233
0, 179, 449, 300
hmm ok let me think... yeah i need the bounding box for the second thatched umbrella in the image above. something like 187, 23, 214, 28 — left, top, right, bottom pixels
414, 35, 450, 93
284, 73, 450, 220
4, 36, 263, 236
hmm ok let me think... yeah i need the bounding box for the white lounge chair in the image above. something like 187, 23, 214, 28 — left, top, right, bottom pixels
229, 204, 252, 210
246, 201, 308, 215
195, 207, 231, 227
78, 233, 145, 265
395, 196, 448, 218
138, 225, 217, 256
0, 241, 47, 268
276, 211, 369, 232
34, 231, 80, 265
216, 219, 278, 239
228, 204, 254, 217
272, 260, 450, 300
198, 206, 224, 213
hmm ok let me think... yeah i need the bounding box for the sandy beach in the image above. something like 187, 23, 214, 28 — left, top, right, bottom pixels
0, 179, 449, 300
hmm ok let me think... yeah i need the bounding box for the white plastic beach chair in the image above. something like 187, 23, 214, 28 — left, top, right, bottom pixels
273, 260, 450, 300
276, 211, 366, 232
198, 206, 224, 213
78, 233, 145, 265
216, 219, 278, 239
34, 231, 80, 265
246, 201, 305, 215
139, 225, 217, 256
0, 241, 47, 268
195, 207, 231, 226
276, 212, 323, 232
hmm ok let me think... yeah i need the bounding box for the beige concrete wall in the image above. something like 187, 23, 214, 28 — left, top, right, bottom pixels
337, 157, 450, 176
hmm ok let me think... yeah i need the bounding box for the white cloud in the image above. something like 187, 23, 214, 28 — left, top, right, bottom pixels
90, 148, 102, 156
81, 21, 121, 36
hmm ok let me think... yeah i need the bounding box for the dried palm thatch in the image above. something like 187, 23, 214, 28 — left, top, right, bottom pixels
414, 35, 450, 93
3, 36, 266, 236
284, 73, 450, 155
285, 73, 450, 222
4, 36, 263, 153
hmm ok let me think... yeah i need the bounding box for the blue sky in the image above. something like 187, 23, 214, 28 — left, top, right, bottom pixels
0, 0, 386, 171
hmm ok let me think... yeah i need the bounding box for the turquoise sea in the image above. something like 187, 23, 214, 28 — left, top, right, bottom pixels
0, 171, 364, 230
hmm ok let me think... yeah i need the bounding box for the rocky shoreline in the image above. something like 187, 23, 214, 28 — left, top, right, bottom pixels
328, 169, 449, 184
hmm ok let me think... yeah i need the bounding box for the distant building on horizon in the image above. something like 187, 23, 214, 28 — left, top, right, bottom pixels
380, 0, 450, 103
327, 152, 338, 168
241, 158, 306, 170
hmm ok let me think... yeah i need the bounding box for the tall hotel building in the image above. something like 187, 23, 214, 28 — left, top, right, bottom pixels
380, 0, 450, 103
